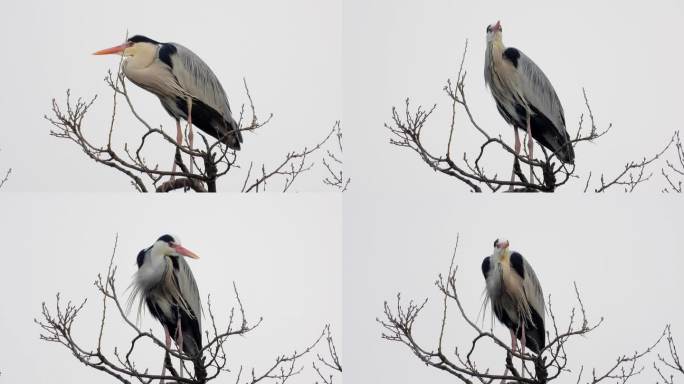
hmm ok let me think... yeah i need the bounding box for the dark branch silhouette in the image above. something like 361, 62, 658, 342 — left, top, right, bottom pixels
378, 237, 666, 383
240, 121, 339, 193
662, 131, 684, 193
0, 148, 10, 189
654, 325, 684, 384
313, 325, 342, 384
36, 235, 327, 384
386, 40, 679, 193
321, 121, 350, 192
45, 64, 336, 192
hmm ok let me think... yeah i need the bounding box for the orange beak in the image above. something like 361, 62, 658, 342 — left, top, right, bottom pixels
173, 244, 200, 259
93, 43, 130, 55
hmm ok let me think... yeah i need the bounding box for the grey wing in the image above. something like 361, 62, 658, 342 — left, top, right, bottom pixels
521, 257, 545, 323
169, 43, 235, 122
515, 51, 566, 133
175, 257, 202, 329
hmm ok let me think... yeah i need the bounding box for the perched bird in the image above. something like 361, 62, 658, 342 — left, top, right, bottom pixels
94, 35, 242, 176
481, 239, 545, 377
484, 21, 574, 188
127, 234, 205, 382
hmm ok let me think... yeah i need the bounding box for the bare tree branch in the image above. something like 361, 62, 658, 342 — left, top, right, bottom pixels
241, 121, 338, 193
654, 325, 684, 384
313, 324, 342, 384
661, 131, 684, 193
0, 148, 11, 189
45, 64, 333, 192
35, 234, 326, 384
321, 121, 350, 192
386, 40, 679, 193
378, 237, 665, 383
0, 168, 10, 189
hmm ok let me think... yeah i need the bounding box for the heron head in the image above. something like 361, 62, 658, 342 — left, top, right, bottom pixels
485, 20, 503, 42
492, 238, 510, 256
154, 234, 200, 259
93, 35, 159, 58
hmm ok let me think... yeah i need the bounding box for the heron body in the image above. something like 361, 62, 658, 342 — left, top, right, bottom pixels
95, 35, 242, 177
482, 239, 545, 376
484, 21, 574, 187
128, 234, 205, 382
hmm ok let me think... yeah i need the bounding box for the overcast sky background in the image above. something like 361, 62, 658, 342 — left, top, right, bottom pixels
344, 193, 684, 382
0, 0, 341, 192
344, 0, 684, 193
0, 194, 341, 383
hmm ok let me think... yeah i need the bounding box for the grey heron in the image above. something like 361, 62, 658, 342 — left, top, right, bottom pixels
481, 239, 545, 378
127, 234, 205, 382
94, 35, 242, 176
484, 21, 574, 189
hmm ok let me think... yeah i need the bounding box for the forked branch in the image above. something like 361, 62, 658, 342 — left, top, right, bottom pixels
36, 234, 326, 384
46, 63, 335, 192
386, 40, 679, 193
378, 237, 665, 383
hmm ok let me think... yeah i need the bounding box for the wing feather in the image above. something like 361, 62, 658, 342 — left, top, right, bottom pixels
511, 49, 566, 134
169, 43, 234, 123
174, 256, 202, 330
521, 257, 545, 326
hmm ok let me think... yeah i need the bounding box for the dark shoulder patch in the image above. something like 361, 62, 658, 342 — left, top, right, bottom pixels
136, 248, 147, 268
158, 44, 177, 68
481, 256, 491, 278
503, 47, 521, 68
510, 252, 525, 279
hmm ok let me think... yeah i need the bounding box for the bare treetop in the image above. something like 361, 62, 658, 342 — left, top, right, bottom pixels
35, 235, 338, 384
386, 40, 681, 193
45, 62, 340, 193
378, 237, 667, 383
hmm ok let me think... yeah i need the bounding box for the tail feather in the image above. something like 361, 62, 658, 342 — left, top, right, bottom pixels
221, 117, 243, 150
181, 329, 206, 382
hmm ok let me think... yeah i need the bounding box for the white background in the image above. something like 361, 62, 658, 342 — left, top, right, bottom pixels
0, 194, 342, 383
0, 0, 341, 192
344, 0, 684, 193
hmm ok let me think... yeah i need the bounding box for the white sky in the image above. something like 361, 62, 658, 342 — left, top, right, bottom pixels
344, 192, 684, 383
0, 0, 341, 192
2, 1, 683, 384
344, 0, 684, 193
0, 193, 342, 383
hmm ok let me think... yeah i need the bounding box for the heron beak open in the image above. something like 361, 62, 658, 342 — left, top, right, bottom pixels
173, 244, 200, 259
93, 43, 129, 55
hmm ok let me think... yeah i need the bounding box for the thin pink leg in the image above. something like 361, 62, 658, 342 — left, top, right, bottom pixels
176, 317, 185, 378
503, 329, 517, 384
526, 114, 533, 183
510, 128, 522, 190
160, 326, 172, 384
510, 328, 518, 352
186, 98, 194, 175
172, 119, 182, 180
521, 326, 527, 378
